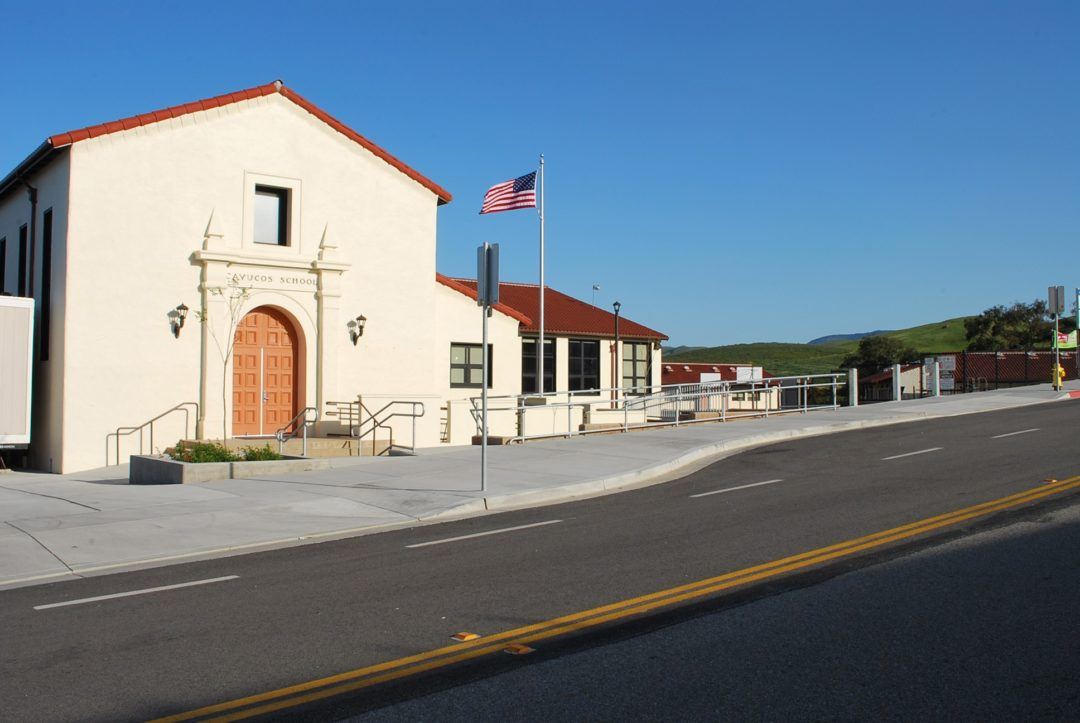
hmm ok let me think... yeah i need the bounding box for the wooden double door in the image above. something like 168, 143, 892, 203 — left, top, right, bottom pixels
232, 307, 300, 436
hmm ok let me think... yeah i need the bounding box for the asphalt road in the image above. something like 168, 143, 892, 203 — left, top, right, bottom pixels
2, 402, 1079, 721
353, 499, 1080, 721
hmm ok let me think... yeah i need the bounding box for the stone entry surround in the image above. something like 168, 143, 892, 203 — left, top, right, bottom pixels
194, 220, 349, 440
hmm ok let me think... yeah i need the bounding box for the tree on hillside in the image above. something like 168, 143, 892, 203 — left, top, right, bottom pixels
840, 335, 920, 377
963, 300, 1073, 351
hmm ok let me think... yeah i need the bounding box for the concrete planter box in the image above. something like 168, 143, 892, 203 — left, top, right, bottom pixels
230, 457, 331, 479
129, 455, 331, 485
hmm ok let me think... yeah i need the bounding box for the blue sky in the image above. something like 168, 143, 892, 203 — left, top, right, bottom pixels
3, 1, 1078, 345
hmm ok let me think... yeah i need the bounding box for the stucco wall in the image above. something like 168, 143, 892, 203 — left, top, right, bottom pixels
434, 284, 522, 445
57, 94, 442, 472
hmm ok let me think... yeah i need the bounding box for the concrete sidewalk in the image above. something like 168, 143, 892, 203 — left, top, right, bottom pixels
2, 383, 1076, 589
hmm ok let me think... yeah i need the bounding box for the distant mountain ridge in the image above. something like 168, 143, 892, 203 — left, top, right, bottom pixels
807, 329, 892, 345
665, 317, 971, 377
661, 345, 706, 356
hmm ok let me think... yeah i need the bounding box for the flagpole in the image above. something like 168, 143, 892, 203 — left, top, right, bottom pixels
538, 154, 545, 396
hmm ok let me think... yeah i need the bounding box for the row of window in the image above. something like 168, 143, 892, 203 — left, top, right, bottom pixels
451, 339, 652, 393
0, 208, 53, 361
0, 224, 30, 297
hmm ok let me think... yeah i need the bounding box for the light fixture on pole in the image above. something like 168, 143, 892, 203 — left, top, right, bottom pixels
169, 303, 189, 338
347, 315, 367, 346
612, 300, 622, 406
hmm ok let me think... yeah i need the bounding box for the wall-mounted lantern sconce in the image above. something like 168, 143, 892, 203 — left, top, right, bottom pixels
347, 314, 367, 346
169, 303, 189, 338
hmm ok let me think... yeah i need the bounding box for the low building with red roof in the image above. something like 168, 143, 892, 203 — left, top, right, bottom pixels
661, 362, 774, 386
859, 363, 925, 402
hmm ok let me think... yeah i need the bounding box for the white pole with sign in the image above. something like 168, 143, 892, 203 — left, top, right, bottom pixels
477, 242, 499, 492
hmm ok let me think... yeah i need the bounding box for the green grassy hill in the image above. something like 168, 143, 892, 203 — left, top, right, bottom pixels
667, 317, 970, 376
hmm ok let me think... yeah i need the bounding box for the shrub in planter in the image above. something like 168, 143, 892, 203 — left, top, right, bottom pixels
172, 441, 239, 463
239, 444, 283, 461
168, 441, 286, 464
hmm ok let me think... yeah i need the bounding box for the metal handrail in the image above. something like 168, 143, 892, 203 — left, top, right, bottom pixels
275, 406, 319, 456
325, 398, 426, 455
105, 402, 200, 466
469, 373, 847, 443
356, 400, 426, 454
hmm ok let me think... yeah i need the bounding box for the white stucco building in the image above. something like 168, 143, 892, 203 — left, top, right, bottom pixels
0, 81, 665, 474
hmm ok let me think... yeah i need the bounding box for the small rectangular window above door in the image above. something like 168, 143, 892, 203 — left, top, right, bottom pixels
253, 186, 289, 246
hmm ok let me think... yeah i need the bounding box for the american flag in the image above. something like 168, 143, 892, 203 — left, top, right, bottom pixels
479, 171, 537, 214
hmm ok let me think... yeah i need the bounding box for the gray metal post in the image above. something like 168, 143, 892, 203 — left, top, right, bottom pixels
931, 361, 941, 397
847, 368, 858, 406
568, 390, 573, 437
892, 364, 902, 401
481, 300, 488, 492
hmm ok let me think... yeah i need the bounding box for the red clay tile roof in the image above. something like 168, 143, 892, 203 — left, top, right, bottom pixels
661, 362, 775, 385
446, 278, 667, 341
436, 273, 532, 325
43, 80, 452, 204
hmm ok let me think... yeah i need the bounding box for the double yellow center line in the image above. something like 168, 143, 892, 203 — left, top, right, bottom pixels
155, 476, 1080, 722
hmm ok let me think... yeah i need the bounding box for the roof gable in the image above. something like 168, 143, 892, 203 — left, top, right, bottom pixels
12, 81, 451, 204
436, 274, 532, 324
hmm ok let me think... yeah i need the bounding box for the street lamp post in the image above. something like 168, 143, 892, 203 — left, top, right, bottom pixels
612, 301, 621, 407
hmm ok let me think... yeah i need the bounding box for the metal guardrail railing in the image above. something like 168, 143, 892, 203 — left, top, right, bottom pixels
325, 398, 426, 455
275, 407, 319, 456
469, 374, 846, 443
105, 402, 200, 466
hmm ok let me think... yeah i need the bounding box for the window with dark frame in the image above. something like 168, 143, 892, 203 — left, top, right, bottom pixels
18, 225, 27, 296
0, 237, 6, 294
253, 185, 289, 246
622, 341, 651, 395
40, 209, 53, 361
568, 339, 601, 393
521, 337, 555, 394
450, 343, 493, 388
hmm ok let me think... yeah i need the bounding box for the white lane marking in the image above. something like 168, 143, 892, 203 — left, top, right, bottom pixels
992, 428, 1040, 439
33, 575, 239, 611
690, 479, 784, 499
406, 520, 562, 549
881, 447, 943, 461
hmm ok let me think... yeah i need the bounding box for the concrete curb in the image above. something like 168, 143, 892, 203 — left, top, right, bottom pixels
1, 391, 1069, 590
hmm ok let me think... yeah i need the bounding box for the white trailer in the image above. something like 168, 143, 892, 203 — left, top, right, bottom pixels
1, 296, 34, 466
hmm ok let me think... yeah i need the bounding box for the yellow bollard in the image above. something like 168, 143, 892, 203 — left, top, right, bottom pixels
1053, 363, 1066, 391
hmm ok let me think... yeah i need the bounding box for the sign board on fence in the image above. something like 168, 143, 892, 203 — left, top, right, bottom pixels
938, 354, 956, 390
735, 366, 763, 382
922, 355, 955, 391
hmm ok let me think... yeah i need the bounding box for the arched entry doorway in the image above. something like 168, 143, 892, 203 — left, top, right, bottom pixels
232, 306, 302, 436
